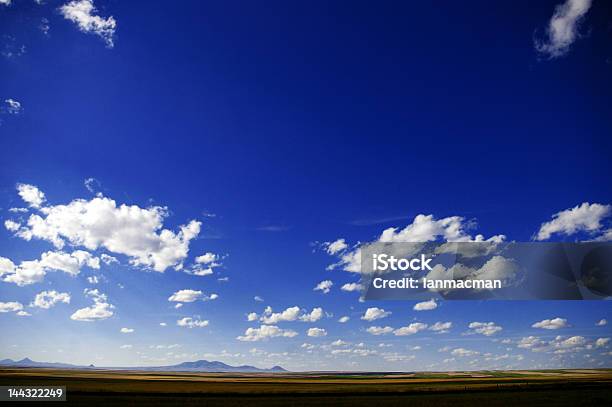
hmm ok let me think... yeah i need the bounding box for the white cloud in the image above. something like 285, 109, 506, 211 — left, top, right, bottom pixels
0, 301, 23, 313
596, 319, 607, 326
190, 265, 213, 276
9, 187, 201, 273
429, 321, 452, 333
338, 316, 350, 323
0, 1, 12, 7
535, 0, 592, 59
307, 327, 327, 337
70, 288, 114, 321
413, 299, 437, 311
4, 220, 20, 232
120, 327, 134, 333
16, 310, 31, 317
366, 326, 394, 335
517, 336, 549, 352
536, 202, 610, 240
550, 335, 586, 353
0, 250, 99, 286
100, 254, 118, 265
595, 338, 610, 348
299, 307, 323, 323
328, 214, 505, 274
361, 307, 391, 321
254, 296, 264, 302
159, 322, 167, 327
313, 280, 333, 294
325, 238, 348, 255
237, 325, 298, 341
4, 99, 22, 114
468, 321, 503, 336
340, 283, 362, 292
393, 322, 428, 336
260, 306, 300, 324
168, 289, 202, 303
83, 177, 101, 194
195, 252, 218, 265
8, 207, 28, 213
451, 348, 479, 357
17, 183, 45, 208
247, 312, 258, 322
31, 290, 70, 309
60, 0, 117, 48
120, 344, 133, 349
87, 275, 99, 284
532, 317, 569, 330
177, 317, 209, 328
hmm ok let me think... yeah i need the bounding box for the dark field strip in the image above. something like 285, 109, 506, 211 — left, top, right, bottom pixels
61, 385, 612, 407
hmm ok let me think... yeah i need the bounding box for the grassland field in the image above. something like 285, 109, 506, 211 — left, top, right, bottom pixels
0, 368, 610, 406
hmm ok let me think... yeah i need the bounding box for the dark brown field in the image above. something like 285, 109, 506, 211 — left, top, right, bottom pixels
0, 368, 610, 406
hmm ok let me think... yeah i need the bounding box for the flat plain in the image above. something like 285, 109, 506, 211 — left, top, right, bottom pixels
0, 368, 610, 406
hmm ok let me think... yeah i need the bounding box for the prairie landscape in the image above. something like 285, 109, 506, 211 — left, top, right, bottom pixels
0, 368, 610, 406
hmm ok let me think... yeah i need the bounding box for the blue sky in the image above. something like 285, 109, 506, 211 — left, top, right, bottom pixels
0, 0, 611, 371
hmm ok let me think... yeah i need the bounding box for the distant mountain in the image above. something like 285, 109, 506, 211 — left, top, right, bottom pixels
142, 359, 287, 373
0, 358, 287, 373
0, 358, 83, 369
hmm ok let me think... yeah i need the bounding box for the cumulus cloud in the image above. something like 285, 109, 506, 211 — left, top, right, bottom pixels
120, 327, 134, 333
314, 280, 333, 294
451, 348, 479, 357
299, 307, 324, 323
327, 213, 505, 274
168, 289, 202, 303
393, 322, 428, 336
247, 312, 258, 322
177, 317, 209, 328
4, 220, 20, 232
237, 325, 298, 341
195, 252, 219, 265
596, 319, 607, 326
413, 299, 437, 311
100, 254, 118, 265
324, 238, 348, 255
17, 183, 45, 208
340, 283, 362, 292
535, 0, 592, 59
595, 337, 610, 348
429, 321, 452, 333
366, 326, 394, 335
468, 321, 503, 336
60, 0, 117, 48
0, 250, 100, 286
361, 307, 391, 321
532, 317, 569, 330
0, 301, 23, 313
307, 327, 327, 337
535, 202, 610, 240
70, 288, 114, 321
338, 316, 350, 323
31, 290, 71, 309
7, 186, 201, 273
260, 306, 300, 324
